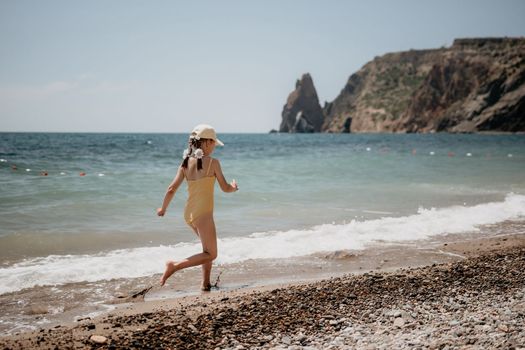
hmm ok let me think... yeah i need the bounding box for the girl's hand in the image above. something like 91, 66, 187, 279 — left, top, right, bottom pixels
231, 179, 239, 192
157, 208, 166, 217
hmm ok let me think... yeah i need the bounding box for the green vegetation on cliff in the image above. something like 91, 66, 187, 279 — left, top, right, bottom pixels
285, 38, 525, 133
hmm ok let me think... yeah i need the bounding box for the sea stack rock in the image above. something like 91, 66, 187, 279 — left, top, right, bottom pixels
279, 73, 325, 133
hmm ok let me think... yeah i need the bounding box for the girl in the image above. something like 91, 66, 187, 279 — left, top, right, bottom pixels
157, 124, 238, 291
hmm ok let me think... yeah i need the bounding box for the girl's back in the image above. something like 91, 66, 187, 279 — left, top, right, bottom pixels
183, 157, 215, 181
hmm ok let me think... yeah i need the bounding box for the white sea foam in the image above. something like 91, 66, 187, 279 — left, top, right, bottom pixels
0, 193, 524, 295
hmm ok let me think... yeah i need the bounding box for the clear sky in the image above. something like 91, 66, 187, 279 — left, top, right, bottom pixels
1, 0, 524, 133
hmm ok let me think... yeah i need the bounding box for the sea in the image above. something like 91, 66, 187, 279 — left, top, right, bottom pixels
1, 132, 524, 334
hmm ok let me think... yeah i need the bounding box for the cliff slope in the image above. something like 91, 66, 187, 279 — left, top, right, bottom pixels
280, 37, 525, 133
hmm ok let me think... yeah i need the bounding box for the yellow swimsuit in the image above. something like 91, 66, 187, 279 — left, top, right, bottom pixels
184, 159, 215, 227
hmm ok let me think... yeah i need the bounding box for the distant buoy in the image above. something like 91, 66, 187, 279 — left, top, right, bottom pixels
98, 173, 105, 177
366, 147, 371, 151
26, 168, 31, 172
79, 172, 86, 176
466, 153, 472, 157
60, 172, 66, 175
429, 151, 435, 155
0, 159, 6, 162
508, 154, 513, 158
147, 140, 152, 145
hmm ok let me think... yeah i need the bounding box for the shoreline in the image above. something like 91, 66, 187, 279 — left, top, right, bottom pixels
1, 232, 524, 349
2, 225, 522, 336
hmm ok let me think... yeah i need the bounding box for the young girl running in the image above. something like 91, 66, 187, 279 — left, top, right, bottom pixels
157, 124, 238, 291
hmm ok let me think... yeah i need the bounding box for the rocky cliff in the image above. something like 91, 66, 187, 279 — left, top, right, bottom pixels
279, 73, 325, 133
279, 37, 525, 133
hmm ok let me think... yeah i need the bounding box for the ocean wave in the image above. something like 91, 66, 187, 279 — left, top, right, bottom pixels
0, 193, 524, 295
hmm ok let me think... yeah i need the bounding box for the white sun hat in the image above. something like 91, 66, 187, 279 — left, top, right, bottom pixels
191, 124, 224, 146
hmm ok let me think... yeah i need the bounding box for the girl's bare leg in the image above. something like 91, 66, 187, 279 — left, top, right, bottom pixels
160, 214, 217, 286
190, 225, 213, 290
186, 225, 213, 290
201, 261, 213, 291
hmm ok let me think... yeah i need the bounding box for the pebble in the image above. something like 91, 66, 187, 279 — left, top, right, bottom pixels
393, 317, 405, 328
89, 335, 107, 344
281, 336, 291, 345
295, 333, 306, 342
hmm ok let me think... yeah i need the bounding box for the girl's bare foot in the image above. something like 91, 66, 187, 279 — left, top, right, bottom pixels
201, 282, 212, 292
160, 261, 177, 286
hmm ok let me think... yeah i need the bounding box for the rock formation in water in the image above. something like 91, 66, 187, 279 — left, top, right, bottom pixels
279, 73, 325, 133
278, 37, 525, 133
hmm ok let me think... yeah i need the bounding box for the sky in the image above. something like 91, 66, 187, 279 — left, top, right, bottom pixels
1, 0, 524, 133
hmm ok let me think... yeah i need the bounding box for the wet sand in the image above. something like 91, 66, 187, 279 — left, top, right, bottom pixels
1, 232, 524, 349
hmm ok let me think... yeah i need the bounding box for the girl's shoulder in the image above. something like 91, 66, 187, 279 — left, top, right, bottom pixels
207, 156, 220, 164
207, 157, 222, 173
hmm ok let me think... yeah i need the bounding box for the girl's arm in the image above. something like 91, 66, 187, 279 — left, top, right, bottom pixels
157, 166, 185, 216
214, 159, 238, 193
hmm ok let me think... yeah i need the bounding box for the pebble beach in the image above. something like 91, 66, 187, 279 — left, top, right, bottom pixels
1, 234, 524, 349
